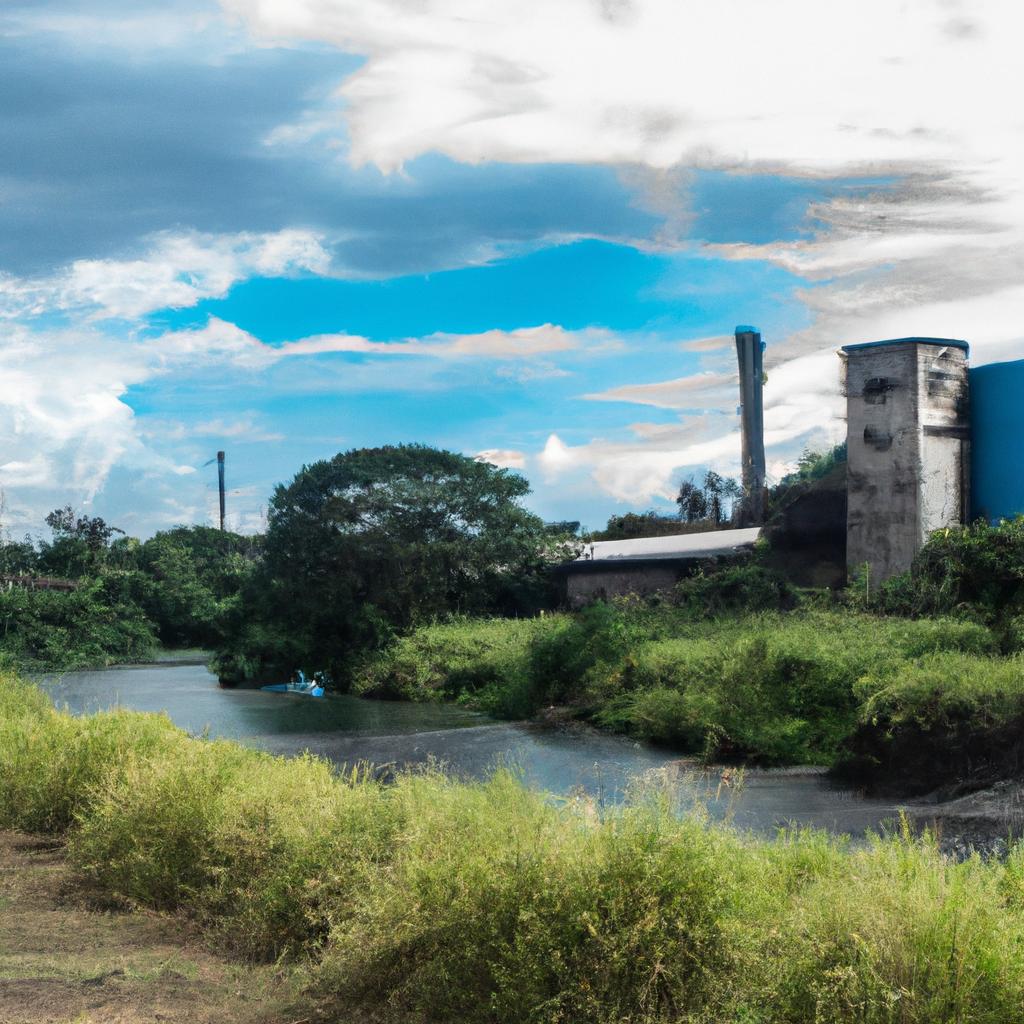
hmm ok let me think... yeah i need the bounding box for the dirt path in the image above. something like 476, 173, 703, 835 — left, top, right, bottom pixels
0, 832, 311, 1024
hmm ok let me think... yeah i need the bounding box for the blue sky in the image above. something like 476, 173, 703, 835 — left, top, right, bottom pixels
0, 0, 1019, 536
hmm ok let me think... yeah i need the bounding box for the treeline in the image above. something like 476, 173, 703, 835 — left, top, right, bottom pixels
0, 509, 259, 669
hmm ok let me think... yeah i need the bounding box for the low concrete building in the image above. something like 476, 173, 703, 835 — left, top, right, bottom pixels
558, 527, 762, 607
843, 337, 970, 582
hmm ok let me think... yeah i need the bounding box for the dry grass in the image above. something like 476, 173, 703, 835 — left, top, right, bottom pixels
0, 831, 309, 1024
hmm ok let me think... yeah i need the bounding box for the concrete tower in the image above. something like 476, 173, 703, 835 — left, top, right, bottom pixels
735, 325, 766, 524
843, 337, 970, 582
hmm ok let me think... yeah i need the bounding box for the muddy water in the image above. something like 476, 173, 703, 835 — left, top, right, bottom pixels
39, 662, 909, 839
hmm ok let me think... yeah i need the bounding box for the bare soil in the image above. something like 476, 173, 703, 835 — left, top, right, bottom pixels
0, 832, 312, 1024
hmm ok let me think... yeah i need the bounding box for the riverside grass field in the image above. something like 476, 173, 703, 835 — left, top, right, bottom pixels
6, 673, 1024, 1022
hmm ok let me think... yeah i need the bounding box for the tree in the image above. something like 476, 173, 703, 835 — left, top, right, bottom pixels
675, 472, 743, 525
215, 445, 558, 683
676, 480, 709, 523
37, 506, 125, 578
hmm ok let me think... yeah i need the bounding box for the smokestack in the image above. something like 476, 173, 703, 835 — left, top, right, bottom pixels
735, 325, 766, 524
217, 450, 225, 532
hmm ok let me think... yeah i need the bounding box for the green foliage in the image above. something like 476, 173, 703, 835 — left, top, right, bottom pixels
133, 526, 258, 648
358, 604, 1000, 768
590, 511, 708, 541
0, 577, 156, 669
839, 653, 1024, 792
862, 518, 1024, 649
216, 445, 562, 684
773, 441, 847, 493
353, 615, 545, 717
674, 564, 797, 617
6, 679, 1024, 1023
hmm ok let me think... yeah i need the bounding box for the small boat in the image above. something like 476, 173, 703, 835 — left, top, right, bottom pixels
261, 670, 325, 698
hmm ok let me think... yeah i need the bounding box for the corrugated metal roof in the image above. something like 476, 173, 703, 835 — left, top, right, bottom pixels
571, 527, 762, 564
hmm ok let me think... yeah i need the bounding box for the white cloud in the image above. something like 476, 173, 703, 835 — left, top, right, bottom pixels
585, 370, 735, 410
225, 0, 1019, 177
476, 448, 527, 470
150, 318, 616, 370
530, 344, 846, 503
0, 312, 607, 530
0, 229, 331, 321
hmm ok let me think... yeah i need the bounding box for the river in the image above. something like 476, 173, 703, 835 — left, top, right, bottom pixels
39, 661, 911, 839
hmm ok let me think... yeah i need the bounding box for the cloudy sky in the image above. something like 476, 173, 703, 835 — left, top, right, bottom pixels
1, 0, 1020, 536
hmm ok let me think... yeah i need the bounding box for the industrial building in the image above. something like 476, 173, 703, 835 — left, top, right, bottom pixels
845, 339, 1024, 582
560, 326, 1024, 604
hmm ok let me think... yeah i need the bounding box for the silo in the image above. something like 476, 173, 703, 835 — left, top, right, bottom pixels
843, 337, 970, 582
970, 359, 1024, 522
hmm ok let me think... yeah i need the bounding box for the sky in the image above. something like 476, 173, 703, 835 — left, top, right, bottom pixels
1, 0, 1021, 537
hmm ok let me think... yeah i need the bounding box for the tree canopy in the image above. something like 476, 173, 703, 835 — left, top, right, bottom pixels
215, 445, 560, 683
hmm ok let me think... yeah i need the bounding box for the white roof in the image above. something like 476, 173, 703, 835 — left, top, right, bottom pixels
573, 527, 762, 564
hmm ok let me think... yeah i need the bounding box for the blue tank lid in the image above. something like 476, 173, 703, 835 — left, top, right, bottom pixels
841, 337, 969, 354
734, 325, 760, 335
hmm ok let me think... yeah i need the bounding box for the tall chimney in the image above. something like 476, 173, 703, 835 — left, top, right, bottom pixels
735, 325, 766, 524
217, 450, 226, 532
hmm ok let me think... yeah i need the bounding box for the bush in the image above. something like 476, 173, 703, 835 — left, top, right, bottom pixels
0, 578, 156, 669
674, 564, 797, 617
864, 517, 1024, 648
840, 654, 1024, 792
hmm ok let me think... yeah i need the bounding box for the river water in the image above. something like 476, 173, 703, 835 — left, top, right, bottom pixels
39, 662, 910, 839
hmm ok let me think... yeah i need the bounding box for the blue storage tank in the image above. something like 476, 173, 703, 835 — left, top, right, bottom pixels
970, 359, 1024, 521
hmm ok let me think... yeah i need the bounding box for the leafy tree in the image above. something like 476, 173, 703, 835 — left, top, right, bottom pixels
676, 481, 709, 523
675, 472, 744, 525
133, 527, 260, 648
0, 537, 38, 575
592, 511, 692, 541
37, 506, 124, 578
215, 445, 560, 683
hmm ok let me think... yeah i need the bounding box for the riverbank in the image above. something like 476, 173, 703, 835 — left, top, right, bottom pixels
0, 831, 309, 1024
6, 670, 1024, 1022
354, 604, 1024, 795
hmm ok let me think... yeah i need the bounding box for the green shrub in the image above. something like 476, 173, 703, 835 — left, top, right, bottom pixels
353, 615, 549, 716
674, 564, 798, 618
0, 579, 156, 669
840, 654, 1024, 792
0, 673, 179, 833
864, 517, 1024, 649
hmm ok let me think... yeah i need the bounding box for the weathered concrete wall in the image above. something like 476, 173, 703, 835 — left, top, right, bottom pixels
844, 339, 969, 582
566, 566, 679, 608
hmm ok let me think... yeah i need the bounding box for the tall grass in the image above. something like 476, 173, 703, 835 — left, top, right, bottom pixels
4, 670, 1024, 1021
356, 607, 999, 768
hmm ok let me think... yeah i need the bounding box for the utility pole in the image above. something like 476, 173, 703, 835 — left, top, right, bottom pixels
217, 451, 226, 532
735, 325, 767, 525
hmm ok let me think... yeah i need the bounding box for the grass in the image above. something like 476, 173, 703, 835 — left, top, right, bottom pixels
6, 669, 1024, 1021
0, 831, 306, 1024
355, 605, 1004, 770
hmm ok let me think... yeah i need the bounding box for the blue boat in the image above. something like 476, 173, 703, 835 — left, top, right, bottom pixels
261, 670, 325, 698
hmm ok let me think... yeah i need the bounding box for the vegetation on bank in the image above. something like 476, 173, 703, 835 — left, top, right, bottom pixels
355, 602, 1016, 787
0, 514, 258, 669
4, 672, 1024, 1023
